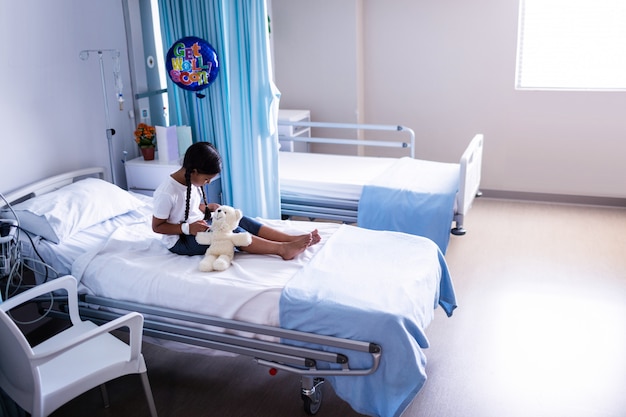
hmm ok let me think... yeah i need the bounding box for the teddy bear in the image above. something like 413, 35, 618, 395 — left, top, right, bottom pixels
195, 205, 252, 272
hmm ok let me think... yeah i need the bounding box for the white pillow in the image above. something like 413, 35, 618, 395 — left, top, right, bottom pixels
6, 177, 146, 243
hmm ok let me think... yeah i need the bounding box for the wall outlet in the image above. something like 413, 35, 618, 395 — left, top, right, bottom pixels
140, 108, 150, 123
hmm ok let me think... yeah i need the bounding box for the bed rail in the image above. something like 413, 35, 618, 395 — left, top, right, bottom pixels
72, 294, 382, 377
281, 195, 359, 223
451, 134, 484, 235
278, 120, 416, 158
1, 167, 106, 206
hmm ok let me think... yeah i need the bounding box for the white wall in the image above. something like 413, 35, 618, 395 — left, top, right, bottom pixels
0, 0, 138, 195
2, 0, 624, 201
272, 0, 626, 200
272, 1, 361, 122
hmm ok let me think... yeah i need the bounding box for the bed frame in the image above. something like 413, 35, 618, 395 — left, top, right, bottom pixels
1, 167, 107, 205
2, 168, 382, 415
64, 295, 380, 415
278, 120, 484, 235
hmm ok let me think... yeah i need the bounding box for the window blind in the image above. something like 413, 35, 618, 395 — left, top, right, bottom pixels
515, 0, 626, 91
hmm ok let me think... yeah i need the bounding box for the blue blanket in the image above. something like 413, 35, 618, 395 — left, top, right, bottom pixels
357, 157, 460, 254
280, 225, 456, 417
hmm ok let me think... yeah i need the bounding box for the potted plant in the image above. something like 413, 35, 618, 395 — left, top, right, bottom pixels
134, 123, 156, 160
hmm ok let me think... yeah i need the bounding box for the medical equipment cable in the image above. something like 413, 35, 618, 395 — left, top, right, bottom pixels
1, 236, 60, 325
4, 257, 58, 326
15, 225, 59, 283
1, 192, 59, 324
1, 190, 20, 282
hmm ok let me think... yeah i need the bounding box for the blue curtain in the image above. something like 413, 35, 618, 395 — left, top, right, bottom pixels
157, 0, 281, 219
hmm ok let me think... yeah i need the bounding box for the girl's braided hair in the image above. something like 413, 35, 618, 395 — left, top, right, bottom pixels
182, 142, 221, 222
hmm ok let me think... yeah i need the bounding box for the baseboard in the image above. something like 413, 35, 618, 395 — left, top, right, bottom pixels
480, 189, 626, 208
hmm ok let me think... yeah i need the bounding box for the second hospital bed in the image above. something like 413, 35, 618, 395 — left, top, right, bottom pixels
2, 168, 456, 417
278, 121, 484, 253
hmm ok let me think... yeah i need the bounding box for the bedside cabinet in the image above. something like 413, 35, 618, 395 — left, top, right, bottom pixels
278, 109, 310, 152
124, 157, 222, 204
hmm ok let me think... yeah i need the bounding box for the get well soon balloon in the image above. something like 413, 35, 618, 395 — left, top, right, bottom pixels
166, 36, 219, 92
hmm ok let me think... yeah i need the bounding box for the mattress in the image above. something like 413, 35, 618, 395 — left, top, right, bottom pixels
279, 151, 398, 200
74, 218, 341, 328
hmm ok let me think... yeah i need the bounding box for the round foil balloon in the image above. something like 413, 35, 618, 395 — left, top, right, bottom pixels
166, 36, 219, 92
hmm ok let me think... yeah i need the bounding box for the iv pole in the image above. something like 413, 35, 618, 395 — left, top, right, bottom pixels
79, 49, 123, 184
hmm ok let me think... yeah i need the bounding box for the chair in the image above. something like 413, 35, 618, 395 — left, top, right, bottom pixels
0, 275, 158, 417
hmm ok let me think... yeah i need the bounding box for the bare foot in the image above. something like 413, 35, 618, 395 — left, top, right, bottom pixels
287, 231, 321, 246
310, 229, 321, 246
280, 235, 312, 260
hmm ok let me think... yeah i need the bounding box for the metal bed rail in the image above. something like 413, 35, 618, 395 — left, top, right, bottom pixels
452, 133, 484, 235
71, 294, 382, 376
281, 194, 359, 223
278, 121, 416, 223
2, 167, 106, 207
278, 121, 416, 158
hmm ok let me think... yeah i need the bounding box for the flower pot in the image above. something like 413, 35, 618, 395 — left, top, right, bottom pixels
141, 147, 155, 161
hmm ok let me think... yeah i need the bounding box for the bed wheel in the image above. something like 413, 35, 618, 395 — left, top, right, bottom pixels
302, 378, 324, 415
451, 226, 466, 236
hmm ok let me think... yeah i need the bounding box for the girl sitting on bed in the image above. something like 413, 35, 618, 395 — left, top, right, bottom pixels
152, 141, 320, 259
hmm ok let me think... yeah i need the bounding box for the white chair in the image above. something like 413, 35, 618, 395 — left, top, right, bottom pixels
0, 275, 158, 417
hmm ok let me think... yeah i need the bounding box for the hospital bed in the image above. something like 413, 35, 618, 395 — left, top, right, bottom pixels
1, 168, 457, 417
278, 121, 484, 253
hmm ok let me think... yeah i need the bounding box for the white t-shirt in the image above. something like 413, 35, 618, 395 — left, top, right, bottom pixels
152, 176, 205, 248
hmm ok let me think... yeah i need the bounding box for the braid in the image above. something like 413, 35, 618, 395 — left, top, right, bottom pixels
201, 186, 210, 220
184, 169, 191, 223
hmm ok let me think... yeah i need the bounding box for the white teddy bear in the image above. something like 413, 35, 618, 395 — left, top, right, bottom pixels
195, 205, 252, 272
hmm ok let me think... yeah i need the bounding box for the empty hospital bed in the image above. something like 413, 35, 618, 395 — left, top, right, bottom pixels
278, 120, 484, 253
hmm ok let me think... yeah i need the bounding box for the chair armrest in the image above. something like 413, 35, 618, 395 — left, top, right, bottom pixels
31, 312, 145, 366
0, 275, 81, 324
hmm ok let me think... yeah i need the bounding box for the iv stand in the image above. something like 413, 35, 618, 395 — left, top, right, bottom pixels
79, 49, 121, 184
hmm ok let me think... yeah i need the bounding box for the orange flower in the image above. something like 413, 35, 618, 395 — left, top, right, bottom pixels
134, 123, 156, 148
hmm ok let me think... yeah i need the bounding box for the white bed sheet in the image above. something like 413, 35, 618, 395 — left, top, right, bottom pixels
73, 218, 340, 328
279, 151, 397, 200
23, 199, 341, 329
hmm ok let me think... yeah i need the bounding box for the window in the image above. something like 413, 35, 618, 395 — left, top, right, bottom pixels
515, 0, 626, 91
149, 0, 168, 97
130, 0, 169, 127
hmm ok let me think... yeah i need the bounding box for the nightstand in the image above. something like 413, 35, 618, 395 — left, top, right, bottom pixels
124, 157, 222, 203
278, 109, 311, 152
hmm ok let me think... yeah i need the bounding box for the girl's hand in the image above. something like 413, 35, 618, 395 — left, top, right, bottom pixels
190, 220, 210, 235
